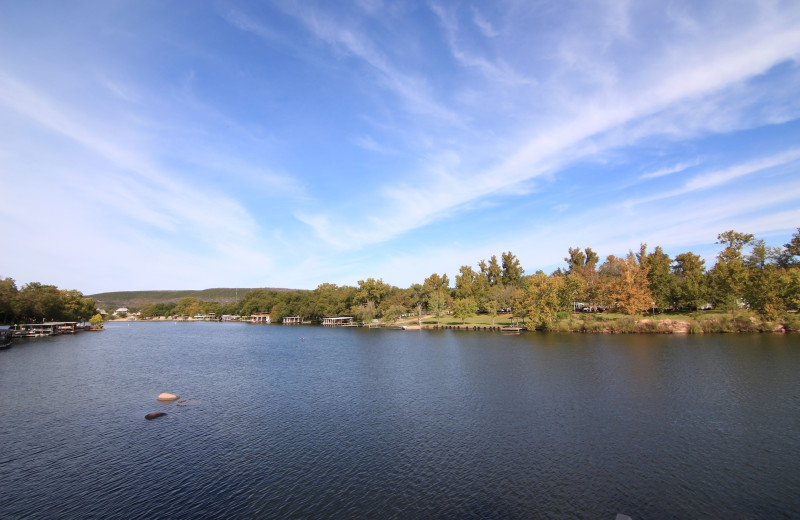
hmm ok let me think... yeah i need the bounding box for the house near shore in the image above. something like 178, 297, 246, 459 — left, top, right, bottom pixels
250, 313, 270, 323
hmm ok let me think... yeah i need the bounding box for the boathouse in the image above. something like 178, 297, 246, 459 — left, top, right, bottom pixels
14, 322, 79, 337
282, 316, 302, 325
250, 313, 270, 324
322, 316, 354, 327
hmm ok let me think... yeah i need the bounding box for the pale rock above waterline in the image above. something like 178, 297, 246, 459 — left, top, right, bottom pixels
156, 392, 179, 401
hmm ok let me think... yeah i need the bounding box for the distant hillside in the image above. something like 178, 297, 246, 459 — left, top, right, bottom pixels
90, 287, 295, 310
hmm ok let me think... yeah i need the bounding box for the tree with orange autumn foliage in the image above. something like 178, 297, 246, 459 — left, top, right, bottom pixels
607, 252, 654, 315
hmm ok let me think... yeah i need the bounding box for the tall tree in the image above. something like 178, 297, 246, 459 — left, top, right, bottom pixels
520, 273, 561, 329
565, 247, 600, 309
408, 283, 428, 327
607, 252, 653, 315
672, 252, 708, 311
479, 256, 503, 286
745, 265, 785, 320
501, 251, 524, 287
0, 277, 18, 324
455, 265, 478, 300
424, 273, 450, 325
745, 239, 781, 270
711, 230, 753, 312
641, 245, 675, 312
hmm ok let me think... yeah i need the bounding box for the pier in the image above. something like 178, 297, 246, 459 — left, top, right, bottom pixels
321, 316, 354, 327
249, 313, 270, 324
12, 322, 80, 338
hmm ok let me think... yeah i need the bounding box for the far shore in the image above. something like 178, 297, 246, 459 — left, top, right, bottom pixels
108, 309, 797, 334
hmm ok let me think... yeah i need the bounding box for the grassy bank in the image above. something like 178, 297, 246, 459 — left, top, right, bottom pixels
394, 310, 799, 334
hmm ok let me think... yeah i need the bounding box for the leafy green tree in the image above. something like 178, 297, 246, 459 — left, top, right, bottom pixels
777, 227, 800, 267
479, 256, 503, 286
638, 245, 675, 313
455, 265, 479, 300
408, 283, 429, 327
308, 283, 354, 321
424, 274, 450, 325
0, 277, 18, 323
60, 290, 97, 322
382, 304, 406, 323
781, 268, 800, 311
13, 283, 64, 322
556, 274, 584, 313
173, 296, 206, 317
378, 287, 410, 318
745, 265, 785, 320
89, 313, 104, 328
710, 230, 753, 313
238, 289, 279, 316
485, 299, 499, 326
501, 251, 524, 287
745, 239, 782, 270
354, 301, 377, 324
672, 252, 708, 311
354, 278, 391, 310
520, 273, 561, 329
270, 301, 290, 322
452, 297, 478, 324
565, 247, 600, 309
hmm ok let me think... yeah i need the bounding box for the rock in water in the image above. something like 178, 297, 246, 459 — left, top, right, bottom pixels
156, 393, 179, 401
145, 412, 167, 420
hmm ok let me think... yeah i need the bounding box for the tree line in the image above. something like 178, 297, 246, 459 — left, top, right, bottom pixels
5, 228, 798, 329
129, 228, 800, 329
0, 280, 99, 324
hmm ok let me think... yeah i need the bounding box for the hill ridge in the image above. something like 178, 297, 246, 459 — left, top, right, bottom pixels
90, 287, 297, 309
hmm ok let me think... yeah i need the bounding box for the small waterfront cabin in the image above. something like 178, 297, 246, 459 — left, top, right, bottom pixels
282, 316, 303, 325
322, 316, 354, 327
250, 313, 270, 324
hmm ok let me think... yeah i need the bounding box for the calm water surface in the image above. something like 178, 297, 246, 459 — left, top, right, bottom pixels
1, 322, 798, 519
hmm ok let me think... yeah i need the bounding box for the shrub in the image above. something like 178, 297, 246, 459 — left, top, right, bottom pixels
732, 316, 756, 333
782, 316, 800, 333
635, 320, 661, 333
581, 320, 606, 333
611, 316, 637, 333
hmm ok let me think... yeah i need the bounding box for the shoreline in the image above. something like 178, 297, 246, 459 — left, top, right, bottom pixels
108, 312, 797, 334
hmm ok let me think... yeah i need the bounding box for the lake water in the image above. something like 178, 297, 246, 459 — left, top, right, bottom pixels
1, 322, 798, 519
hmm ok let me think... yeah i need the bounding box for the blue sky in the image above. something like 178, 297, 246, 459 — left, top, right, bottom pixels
1, 0, 799, 294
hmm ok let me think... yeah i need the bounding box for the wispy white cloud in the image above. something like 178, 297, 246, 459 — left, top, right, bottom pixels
626, 149, 800, 206
352, 134, 397, 154
294, 1, 800, 251
471, 8, 499, 38
640, 160, 701, 180
431, 3, 532, 86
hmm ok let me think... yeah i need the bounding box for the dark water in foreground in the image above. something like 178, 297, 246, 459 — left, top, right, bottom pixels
1, 322, 798, 519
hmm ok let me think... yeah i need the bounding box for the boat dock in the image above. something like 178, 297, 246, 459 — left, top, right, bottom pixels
322, 317, 356, 327
12, 322, 81, 338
